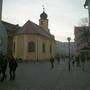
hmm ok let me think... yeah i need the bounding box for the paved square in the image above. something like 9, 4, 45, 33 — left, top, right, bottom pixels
0, 59, 90, 90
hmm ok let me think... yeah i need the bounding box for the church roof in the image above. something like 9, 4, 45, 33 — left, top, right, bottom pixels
17, 20, 54, 39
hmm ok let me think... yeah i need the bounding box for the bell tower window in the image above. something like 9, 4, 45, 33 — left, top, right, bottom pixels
41, 21, 44, 25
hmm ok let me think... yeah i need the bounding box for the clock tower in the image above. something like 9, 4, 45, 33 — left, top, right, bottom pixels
39, 7, 49, 32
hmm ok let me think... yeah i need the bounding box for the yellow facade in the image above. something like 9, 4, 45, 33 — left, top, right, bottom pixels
13, 11, 56, 61
14, 34, 56, 61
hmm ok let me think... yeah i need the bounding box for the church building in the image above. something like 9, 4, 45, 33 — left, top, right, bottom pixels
14, 9, 56, 61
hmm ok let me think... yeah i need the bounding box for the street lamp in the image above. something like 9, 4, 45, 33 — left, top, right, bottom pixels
67, 37, 71, 72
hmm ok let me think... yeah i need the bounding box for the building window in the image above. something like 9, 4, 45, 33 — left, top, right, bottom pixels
0, 37, 3, 46
28, 42, 35, 52
42, 43, 45, 53
50, 45, 52, 54
13, 41, 15, 53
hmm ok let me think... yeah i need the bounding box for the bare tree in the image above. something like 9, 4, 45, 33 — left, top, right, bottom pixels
78, 17, 90, 61
78, 17, 90, 47
81, 27, 90, 47
78, 17, 89, 26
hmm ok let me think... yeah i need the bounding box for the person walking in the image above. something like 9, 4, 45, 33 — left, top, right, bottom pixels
80, 54, 85, 71
0, 53, 3, 80
75, 56, 80, 67
56, 56, 60, 63
0, 53, 8, 82
9, 55, 18, 80
50, 56, 54, 69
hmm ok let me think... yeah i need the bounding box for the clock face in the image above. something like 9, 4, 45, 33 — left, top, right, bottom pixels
41, 21, 45, 25
41, 21, 44, 24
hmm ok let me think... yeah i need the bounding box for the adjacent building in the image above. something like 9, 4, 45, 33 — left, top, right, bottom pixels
74, 26, 90, 59
56, 41, 75, 58
0, 0, 8, 54
2, 21, 20, 55
0, 0, 19, 55
74, 0, 90, 59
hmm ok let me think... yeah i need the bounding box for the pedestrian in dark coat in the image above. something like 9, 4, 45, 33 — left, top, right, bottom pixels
80, 54, 85, 71
50, 56, 54, 69
75, 56, 80, 67
0, 53, 2, 77
56, 56, 60, 63
0, 53, 8, 82
9, 55, 18, 80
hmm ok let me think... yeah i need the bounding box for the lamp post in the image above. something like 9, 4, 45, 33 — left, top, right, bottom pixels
67, 37, 71, 72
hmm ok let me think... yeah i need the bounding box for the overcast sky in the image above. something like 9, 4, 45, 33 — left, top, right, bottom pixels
2, 0, 88, 42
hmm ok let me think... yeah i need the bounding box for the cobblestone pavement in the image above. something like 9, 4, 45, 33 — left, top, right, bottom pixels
0, 59, 90, 90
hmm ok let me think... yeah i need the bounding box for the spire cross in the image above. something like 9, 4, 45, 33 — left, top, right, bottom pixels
42, 5, 45, 12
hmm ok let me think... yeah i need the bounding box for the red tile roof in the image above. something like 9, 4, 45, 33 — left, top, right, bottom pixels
17, 20, 54, 39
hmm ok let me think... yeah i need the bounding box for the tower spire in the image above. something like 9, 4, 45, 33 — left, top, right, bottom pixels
39, 5, 48, 32
42, 5, 45, 12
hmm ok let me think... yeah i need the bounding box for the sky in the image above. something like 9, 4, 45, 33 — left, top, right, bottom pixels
2, 0, 88, 42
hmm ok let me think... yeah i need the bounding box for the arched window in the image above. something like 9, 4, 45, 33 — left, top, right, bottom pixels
0, 38, 2, 46
28, 42, 35, 52
42, 43, 45, 53
50, 45, 52, 54
13, 41, 15, 53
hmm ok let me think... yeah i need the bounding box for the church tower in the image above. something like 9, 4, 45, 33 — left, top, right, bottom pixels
39, 7, 49, 32
0, 0, 3, 20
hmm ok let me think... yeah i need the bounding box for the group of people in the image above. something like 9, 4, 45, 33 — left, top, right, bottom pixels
50, 55, 86, 72
0, 53, 18, 82
75, 54, 86, 71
